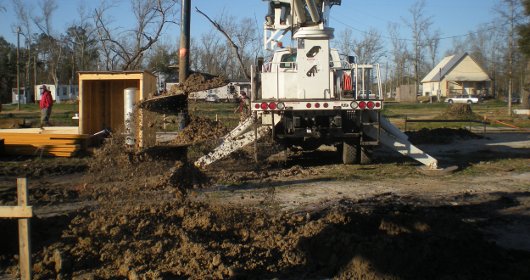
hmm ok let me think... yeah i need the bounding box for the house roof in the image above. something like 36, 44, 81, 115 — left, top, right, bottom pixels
421, 53, 491, 83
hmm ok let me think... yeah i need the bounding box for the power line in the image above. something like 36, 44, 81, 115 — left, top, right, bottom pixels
330, 16, 503, 42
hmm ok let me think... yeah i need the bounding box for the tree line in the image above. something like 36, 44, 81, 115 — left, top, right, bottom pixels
0, 0, 529, 108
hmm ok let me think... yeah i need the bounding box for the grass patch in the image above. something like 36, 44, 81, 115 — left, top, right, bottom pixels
457, 158, 530, 176
1, 103, 79, 127
314, 162, 421, 181
2, 99, 526, 131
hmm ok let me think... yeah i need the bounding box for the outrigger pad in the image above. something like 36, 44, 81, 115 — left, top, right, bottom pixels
417, 165, 459, 176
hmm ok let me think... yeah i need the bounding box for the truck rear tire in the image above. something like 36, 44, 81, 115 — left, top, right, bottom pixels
342, 140, 359, 164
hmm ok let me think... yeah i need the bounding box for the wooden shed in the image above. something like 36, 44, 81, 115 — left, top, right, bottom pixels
78, 71, 157, 148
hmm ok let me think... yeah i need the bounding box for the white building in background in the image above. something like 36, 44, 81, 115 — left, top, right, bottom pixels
421, 53, 492, 98
11, 88, 34, 104
186, 81, 252, 102
34, 84, 79, 103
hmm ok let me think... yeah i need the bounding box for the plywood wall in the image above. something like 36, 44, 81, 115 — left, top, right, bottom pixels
79, 71, 157, 149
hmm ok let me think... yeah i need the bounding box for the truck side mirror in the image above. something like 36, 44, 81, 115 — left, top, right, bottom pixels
347, 56, 355, 64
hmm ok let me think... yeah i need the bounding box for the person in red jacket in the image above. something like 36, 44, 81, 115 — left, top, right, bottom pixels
39, 85, 53, 127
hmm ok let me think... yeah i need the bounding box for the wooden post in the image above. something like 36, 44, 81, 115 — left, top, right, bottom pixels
17, 178, 32, 280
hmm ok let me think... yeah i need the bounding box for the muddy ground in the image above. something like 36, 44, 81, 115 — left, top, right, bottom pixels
0, 125, 529, 279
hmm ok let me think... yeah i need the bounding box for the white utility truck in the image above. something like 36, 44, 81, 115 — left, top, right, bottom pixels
196, 0, 443, 172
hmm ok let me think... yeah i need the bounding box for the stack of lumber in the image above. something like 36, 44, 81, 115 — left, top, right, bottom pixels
0, 127, 89, 157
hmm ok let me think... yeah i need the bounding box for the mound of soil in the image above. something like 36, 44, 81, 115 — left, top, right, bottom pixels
139, 73, 228, 114
406, 128, 483, 145
16, 194, 529, 280
169, 73, 229, 95
437, 104, 481, 120
173, 116, 229, 145
86, 131, 215, 197
0, 158, 87, 178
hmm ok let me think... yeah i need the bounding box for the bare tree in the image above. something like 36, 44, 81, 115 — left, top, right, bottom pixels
12, 0, 34, 90
336, 28, 385, 64
94, 0, 179, 70
403, 0, 433, 94
518, 0, 530, 108
196, 8, 251, 80
425, 29, 441, 69
496, 0, 524, 114
388, 22, 410, 89
67, 3, 100, 73
33, 0, 63, 88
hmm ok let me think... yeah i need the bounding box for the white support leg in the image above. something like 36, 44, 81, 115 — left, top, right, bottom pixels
195, 126, 270, 168
222, 117, 255, 141
364, 116, 439, 170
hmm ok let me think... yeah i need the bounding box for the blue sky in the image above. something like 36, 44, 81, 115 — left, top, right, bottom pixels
1, 0, 500, 58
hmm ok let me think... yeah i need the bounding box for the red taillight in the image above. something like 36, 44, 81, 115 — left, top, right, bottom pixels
367, 101, 375, 109
358, 101, 367, 109
375, 102, 381, 108
306, 103, 312, 108
268, 102, 277, 110
261, 102, 269, 110
323, 103, 329, 108
315, 103, 321, 108
254, 104, 260, 109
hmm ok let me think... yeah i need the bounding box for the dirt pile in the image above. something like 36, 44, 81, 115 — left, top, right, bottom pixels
438, 104, 481, 120
139, 73, 228, 114
84, 133, 202, 198
20, 194, 530, 279
406, 128, 483, 144
173, 116, 229, 146
169, 73, 229, 95
0, 158, 87, 178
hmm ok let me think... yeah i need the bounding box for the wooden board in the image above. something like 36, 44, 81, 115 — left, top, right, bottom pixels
0, 206, 33, 218
0, 127, 88, 157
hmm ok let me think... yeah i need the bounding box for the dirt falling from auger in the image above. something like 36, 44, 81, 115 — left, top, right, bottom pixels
138, 73, 229, 115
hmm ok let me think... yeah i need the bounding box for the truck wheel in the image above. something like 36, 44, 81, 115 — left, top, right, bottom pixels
342, 140, 359, 165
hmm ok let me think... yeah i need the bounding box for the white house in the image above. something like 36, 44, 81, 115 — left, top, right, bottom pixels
11, 87, 34, 104
34, 84, 79, 103
421, 53, 492, 98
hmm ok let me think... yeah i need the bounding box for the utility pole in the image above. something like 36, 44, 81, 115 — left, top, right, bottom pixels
179, 0, 191, 83
16, 27, 21, 111
178, 0, 191, 130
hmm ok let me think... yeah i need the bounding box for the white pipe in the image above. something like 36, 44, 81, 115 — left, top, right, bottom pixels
124, 88, 137, 146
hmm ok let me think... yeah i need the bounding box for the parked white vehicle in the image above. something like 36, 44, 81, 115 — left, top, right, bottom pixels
205, 92, 219, 103
445, 95, 480, 104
